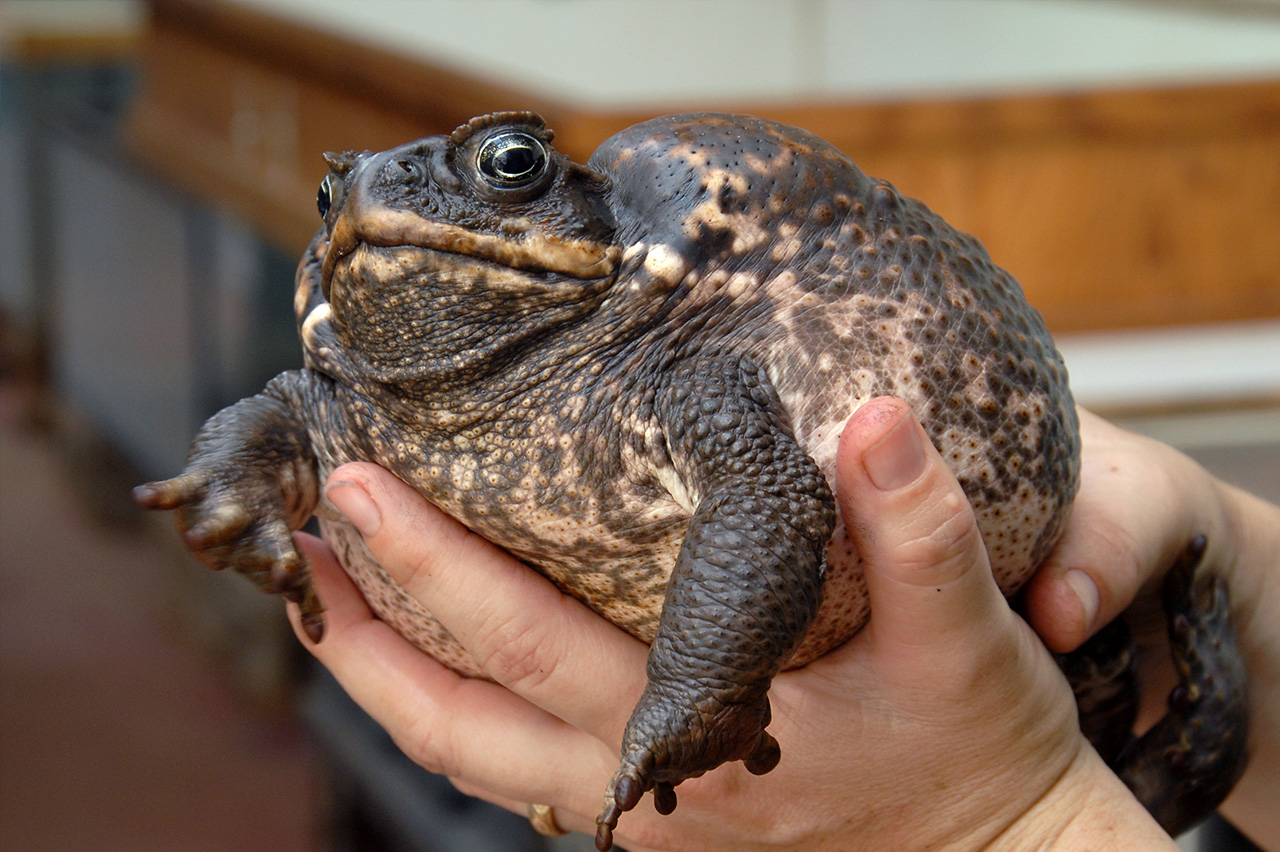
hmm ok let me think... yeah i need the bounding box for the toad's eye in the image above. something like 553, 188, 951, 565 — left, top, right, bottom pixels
477, 130, 548, 188
317, 173, 342, 220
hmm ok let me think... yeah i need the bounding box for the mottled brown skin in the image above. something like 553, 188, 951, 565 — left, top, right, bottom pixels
136, 112, 1247, 847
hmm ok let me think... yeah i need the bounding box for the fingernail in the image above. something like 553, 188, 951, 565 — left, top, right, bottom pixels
326, 480, 381, 536
1064, 569, 1099, 631
863, 413, 927, 491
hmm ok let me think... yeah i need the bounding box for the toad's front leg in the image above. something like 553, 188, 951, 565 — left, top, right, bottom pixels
596, 359, 836, 850
133, 370, 340, 640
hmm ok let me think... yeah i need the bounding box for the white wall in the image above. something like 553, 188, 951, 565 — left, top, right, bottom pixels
233, 0, 1280, 106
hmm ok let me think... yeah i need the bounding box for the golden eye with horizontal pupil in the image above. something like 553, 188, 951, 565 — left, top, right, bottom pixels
317, 173, 342, 220
477, 131, 548, 187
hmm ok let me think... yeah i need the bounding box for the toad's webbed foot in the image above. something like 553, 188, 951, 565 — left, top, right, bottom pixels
1113, 535, 1250, 836
594, 684, 780, 851
1065, 535, 1249, 837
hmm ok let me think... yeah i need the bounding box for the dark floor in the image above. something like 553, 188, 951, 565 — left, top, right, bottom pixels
0, 384, 319, 852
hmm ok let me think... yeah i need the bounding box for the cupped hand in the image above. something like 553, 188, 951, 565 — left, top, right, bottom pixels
1023, 408, 1280, 850
1021, 408, 1228, 653
287, 397, 1173, 852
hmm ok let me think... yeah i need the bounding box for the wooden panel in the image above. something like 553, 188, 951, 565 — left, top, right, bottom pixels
843, 127, 1280, 332
126, 0, 1280, 332
758, 86, 1280, 333
0, 32, 138, 64
126, 22, 435, 252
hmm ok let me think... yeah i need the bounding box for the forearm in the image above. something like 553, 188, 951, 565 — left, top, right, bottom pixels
1217, 480, 1280, 851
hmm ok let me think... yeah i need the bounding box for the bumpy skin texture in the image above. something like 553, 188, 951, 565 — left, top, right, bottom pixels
135, 112, 1246, 846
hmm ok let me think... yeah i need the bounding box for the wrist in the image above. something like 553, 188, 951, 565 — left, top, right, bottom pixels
1215, 479, 1280, 649
984, 745, 1179, 852
1216, 480, 1280, 850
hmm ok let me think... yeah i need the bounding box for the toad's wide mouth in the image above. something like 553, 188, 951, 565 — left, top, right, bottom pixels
320, 204, 620, 300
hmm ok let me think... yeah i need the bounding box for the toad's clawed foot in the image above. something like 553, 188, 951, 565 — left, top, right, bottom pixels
594, 687, 780, 850
1113, 535, 1250, 836
134, 470, 325, 641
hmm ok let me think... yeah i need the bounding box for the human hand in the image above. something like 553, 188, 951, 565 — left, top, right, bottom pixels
1023, 408, 1280, 850
1022, 408, 1230, 653
288, 397, 1177, 851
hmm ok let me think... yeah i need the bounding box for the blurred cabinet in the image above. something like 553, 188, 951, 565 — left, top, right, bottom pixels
46, 141, 302, 477
0, 7, 301, 479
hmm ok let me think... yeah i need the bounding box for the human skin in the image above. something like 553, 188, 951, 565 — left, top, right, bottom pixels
288, 397, 1191, 851
1023, 409, 1279, 851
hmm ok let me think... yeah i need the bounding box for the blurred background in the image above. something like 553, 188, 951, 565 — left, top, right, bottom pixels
1, 1, 1277, 850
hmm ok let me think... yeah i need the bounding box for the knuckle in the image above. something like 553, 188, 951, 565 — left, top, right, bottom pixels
386, 547, 438, 597
475, 606, 560, 692
391, 708, 457, 777
928, 493, 982, 557
894, 491, 983, 578
373, 516, 472, 594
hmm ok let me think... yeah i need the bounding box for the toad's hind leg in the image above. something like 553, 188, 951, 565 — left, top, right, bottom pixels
593, 358, 836, 851
1061, 535, 1249, 838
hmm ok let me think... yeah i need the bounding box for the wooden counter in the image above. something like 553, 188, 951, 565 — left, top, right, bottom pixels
126, 0, 1280, 333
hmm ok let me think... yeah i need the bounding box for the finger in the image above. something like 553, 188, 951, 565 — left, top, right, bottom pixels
1021, 506, 1141, 653
320, 464, 648, 741
834, 397, 1012, 674
288, 532, 616, 808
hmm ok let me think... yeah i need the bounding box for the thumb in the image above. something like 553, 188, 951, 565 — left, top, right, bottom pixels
321, 461, 523, 605
835, 397, 1010, 668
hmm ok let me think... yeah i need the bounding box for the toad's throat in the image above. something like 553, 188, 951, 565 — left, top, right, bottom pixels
321, 206, 620, 298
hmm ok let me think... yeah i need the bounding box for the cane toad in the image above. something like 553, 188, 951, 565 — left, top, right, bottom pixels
136, 112, 1247, 847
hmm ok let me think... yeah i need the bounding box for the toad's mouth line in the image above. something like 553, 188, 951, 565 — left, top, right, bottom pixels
320, 207, 620, 298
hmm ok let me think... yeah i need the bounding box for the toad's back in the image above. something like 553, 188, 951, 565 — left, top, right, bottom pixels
586, 115, 1079, 655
